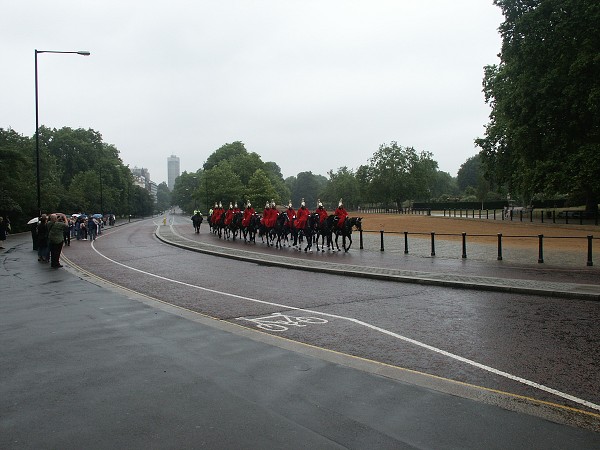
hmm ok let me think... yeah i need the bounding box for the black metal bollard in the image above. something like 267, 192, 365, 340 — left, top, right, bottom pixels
359, 229, 364, 250
431, 232, 435, 256
380, 230, 384, 252
404, 231, 409, 254
497, 233, 503, 260
538, 234, 544, 263
587, 235, 593, 267
462, 232, 467, 259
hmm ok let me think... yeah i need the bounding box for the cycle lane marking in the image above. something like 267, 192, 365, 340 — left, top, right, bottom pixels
90, 236, 600, 413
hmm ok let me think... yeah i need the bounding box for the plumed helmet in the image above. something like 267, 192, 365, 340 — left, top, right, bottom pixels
214, 202, 218, 208
247, 201, 251, 208
288, 200, 292, 208
234, 202, 238, 208
218, 202, 222, 208
265, 201, 270, 208
271, 199, 276, 207
318, 199, 323, 208
301, 198, 305, 207
229, 202, 233, 209
339, 198, 343, 207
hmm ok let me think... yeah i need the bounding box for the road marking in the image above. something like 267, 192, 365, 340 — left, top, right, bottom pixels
237, 312, 329, 332
90, 235, 600, 413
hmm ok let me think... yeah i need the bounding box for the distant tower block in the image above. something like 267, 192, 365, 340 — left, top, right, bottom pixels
167, 154, 180, 191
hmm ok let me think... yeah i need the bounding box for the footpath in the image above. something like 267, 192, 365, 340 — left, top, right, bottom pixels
1, 229, 599, 449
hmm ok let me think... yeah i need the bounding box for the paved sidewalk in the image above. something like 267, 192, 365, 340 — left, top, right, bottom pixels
157, 223, 600, 301
2, 232, 600, 448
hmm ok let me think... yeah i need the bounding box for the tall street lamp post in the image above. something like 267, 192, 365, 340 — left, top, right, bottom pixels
35, 49, 90, 215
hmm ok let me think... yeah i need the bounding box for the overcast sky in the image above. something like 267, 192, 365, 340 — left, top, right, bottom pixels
2, 0, 503, 185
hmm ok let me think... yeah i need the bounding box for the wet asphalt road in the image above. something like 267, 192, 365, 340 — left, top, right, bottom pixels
63, 217, 600, 416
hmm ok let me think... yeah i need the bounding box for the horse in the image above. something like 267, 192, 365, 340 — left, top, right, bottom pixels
212, 211, 226, 239
334, 216, 362, 252
297, 212, 319, 252
242, 214, 260, 243
228, 211, 244, 241
316, 214, 337, 252
191, 214, 203, 234
273, 212, 291, 249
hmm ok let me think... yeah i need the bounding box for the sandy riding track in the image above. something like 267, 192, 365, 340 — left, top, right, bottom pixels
360, 213, 598, 253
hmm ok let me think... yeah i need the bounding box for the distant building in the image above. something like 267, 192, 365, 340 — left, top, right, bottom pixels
149, 181, 158, 203
131, 166, 151, 190
167, 155, 180, 191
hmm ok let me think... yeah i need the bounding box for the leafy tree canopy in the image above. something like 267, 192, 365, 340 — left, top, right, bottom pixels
476, 0, 600, 210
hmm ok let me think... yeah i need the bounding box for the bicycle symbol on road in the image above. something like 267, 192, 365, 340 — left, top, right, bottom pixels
237, 312, 328, 332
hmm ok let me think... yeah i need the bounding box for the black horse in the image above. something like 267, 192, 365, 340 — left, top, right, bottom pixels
316, 214, 337, 252
273, 212, 292, 249
334, 216, 362, 252
228, 211, 244, 241
297, 213, 320, 252
191, 213, 203, 234
242, 214, 260, 244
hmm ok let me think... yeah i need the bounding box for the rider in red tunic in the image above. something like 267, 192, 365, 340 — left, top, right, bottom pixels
285, 201, 295, 228
242, 201, 254, 227
267, 200, 278, 227
224, 203, 234, 226
334, 198, 348, 228
314, 199, 328, 226
295, 199, 309, 230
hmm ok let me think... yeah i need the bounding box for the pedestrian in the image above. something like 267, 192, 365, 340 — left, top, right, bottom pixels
30, 220, 39, 250
47, 213, 69, 268
0, 216, 9, 249
87, 216, 97, 241
37, 215, 49, 262
63, 218, 72, 246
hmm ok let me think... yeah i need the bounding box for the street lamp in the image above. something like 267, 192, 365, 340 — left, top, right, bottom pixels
35, 49, 90, 215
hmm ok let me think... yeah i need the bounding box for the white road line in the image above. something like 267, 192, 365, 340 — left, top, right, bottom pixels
90, 235, 600, 412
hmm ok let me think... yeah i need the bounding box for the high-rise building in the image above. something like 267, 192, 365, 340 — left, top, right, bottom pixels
167, 155, 180, 191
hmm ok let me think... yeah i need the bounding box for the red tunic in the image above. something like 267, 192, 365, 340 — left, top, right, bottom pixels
334, 206, 348, 228
242, 207, 255, 227
285, 208, 296, 228
225, 208, 234, 225
315, 207, 328, 225
295, 206, 310, 229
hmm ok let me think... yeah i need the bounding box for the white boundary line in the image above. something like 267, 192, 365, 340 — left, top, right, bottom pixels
91, 227, 600, 412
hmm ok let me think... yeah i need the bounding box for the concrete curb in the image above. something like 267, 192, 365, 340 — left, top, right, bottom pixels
155, 224, 600, 301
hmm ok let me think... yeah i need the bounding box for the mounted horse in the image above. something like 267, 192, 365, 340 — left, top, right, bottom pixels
272, 212, 292, 249
316, 214, 337, 252
228, 211, 244, 241
334, 216, 362, 252
242, 214, 260, 243
191, 213, 203, 234
297, 212, 320, 252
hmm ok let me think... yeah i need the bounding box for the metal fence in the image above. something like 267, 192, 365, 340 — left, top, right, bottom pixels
358, 229, 597, 267
359, 208, 600, 226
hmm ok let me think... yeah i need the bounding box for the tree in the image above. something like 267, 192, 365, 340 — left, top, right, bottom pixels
321, 167, 361, 210
156, 182, 171, 212
289, 172, 327, 209
0, 128, 33, 216
368, 142, 438, 206
203, 141, 248, 171
457, 155, 482, 192
430, 171, 459, 201
244, 169, 278, 209
476, 0, 600, 211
